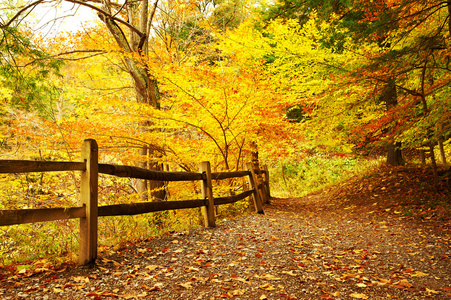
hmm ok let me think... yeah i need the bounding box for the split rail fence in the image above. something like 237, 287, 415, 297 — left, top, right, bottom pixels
0, 139, 271, 265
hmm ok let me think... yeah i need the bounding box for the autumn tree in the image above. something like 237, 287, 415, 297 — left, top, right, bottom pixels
338, 0, 451, 183
2, 0, 170, 200
260, 0, 451, 174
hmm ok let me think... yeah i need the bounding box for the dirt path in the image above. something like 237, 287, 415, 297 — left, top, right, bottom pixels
1, 194, 450, 300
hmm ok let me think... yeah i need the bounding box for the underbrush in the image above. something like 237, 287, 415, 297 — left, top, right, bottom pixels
268, 154, 384, 198
0, 174, 252, 268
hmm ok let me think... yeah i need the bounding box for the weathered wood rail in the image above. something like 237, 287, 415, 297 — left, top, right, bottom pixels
0, 139, 271, 265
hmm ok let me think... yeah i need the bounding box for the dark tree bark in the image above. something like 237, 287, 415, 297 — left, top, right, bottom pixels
386, 142, 405, 166
380, 79, 405, 166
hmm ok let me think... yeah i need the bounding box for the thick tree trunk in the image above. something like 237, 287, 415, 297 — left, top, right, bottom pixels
381, 79, 405, 166
386, 142, 405, 166
134, 81, 165, 201
98, 7, 165, 202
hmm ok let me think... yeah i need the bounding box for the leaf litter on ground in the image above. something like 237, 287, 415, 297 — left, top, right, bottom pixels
0, 165, 450, 299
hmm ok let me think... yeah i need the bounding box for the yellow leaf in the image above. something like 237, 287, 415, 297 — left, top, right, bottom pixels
281, 271, 297, 276
350, 293, 368, 299
259, 283, 276, 291
393, 279, 413, 287
146, 265, 160, 271
259, 274, 282, 280
426, 288, 439, 294
179, 282, 192, 289
232, 289, 246, 295
410, 271, 428, 277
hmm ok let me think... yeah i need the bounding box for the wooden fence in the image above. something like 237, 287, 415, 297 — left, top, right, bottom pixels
0, 139, 271, 265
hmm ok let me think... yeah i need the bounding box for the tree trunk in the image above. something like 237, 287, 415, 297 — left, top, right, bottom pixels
386, 142, 405, 166
250, 141, 259, 169
438, 138, 447, 166
381, 79, 405, 166
420, 149, 426, 166
429, 143, 439, 189
448, 0, 451, 35
97, 3, 165, 202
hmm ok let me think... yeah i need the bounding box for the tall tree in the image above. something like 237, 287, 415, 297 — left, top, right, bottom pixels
261, 0, 451, 171
2, 0, 167, 200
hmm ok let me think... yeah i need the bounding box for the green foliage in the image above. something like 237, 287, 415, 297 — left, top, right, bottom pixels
269, 155, 383, 198
212, 0, 246, 29
0, 26, 64, 116
0, 220, 78, 266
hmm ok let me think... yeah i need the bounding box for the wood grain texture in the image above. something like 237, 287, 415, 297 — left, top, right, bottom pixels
0, 207, 86, 226
0, 160, 85, 173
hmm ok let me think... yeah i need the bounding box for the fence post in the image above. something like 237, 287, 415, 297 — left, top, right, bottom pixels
263, 165, 271, 201
199, 161, 215, 228
79, 139, 99, 265
246, 162, 264, 214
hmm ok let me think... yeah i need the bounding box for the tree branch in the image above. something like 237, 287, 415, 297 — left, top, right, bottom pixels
1, 0, 45, 28
64, 0, 145, 37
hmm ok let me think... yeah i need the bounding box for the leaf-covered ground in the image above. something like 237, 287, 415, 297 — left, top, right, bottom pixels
0, 165, 450, 299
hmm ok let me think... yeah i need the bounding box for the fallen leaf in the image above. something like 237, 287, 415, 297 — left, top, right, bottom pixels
259, 274, 282, 280
393, 279, 413, 287
349, 293, 368, 299
179, 282, 192, 289
426, 288, 439, 294
281, 271, 297, 277
184, 267, 199, 273
232, 289, 246, 295
145, 265, 160, 271
410, 271, 428, 277
72, 276, 89, 283
259, 283, 276, 291
101, 291, 118, 297
232, 276, 250, 284
219, 292, 233, 298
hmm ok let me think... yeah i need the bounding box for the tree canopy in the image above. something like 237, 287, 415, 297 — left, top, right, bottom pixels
1, 0, 449, 186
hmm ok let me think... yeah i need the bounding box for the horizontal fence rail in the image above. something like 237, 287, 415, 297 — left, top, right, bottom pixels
0, 139, 271, 265
0, 160, 86, 173
0, 207, 86, 227
99, 164, 205, 181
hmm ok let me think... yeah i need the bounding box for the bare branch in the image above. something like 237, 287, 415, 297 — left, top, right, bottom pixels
112, 0, 127, 18
53, 52, 106, 61
147, 0, 159, 36
20, 49, 107, 67
64, 0, 145, 37
1, 0, 45, 28
53, 49, 107, 57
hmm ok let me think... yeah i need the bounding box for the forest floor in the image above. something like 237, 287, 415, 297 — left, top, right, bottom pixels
0, 165, 450, 299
